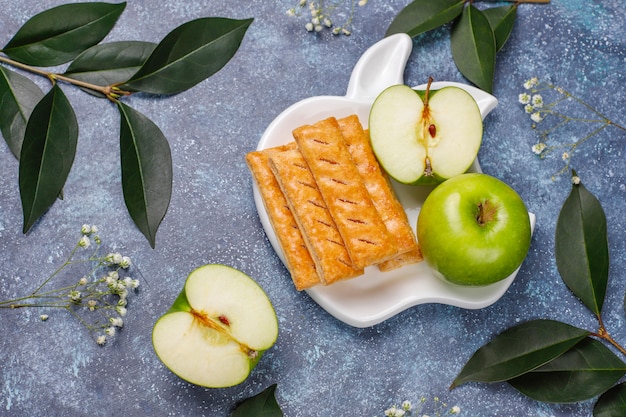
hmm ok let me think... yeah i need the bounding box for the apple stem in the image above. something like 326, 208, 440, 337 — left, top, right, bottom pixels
476, 200, 497, 226
423, 76, 434, 107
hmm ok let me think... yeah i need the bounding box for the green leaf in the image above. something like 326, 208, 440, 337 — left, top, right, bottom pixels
509, 337, 626, 403
450, 5, 496, 93
2, 2, 126, 66
555, 173, 609, 316
451, 319, 590, 388
19, 85, 78, 233
121, 17, 253, 95
385, 0, 464, 37
231, 384, 283, 417
483, 4, 517, 52
117, 102, 172, 248
0, 66, 45, 159
594, 382, 626, 417
64, 41, 157, 89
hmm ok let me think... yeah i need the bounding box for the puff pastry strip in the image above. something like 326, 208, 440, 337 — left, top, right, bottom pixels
292, 117, 398, 269
246, 144, 321, 290
337, 115, 423, 271
269, 148, 363, 284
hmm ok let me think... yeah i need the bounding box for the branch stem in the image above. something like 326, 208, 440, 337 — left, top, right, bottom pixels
0, 55, 130, 99
594, 317, 626, 356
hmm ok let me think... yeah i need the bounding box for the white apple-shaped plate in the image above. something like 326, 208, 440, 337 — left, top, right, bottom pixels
253, 33, 536, 328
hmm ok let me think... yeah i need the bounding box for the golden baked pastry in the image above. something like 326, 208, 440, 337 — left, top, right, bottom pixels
292, 117, 398, 269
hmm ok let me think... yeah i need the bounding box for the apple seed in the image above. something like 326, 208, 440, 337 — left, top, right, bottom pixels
428, 124, 437, 138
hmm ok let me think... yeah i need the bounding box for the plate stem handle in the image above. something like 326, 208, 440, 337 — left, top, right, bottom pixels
345, 33, 413, 101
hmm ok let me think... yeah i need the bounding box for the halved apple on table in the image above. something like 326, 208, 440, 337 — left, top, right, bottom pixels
369, 78, 483, 185
152, 264, 278, 388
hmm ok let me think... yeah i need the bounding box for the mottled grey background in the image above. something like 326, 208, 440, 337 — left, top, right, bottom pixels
0, 1, 624, 416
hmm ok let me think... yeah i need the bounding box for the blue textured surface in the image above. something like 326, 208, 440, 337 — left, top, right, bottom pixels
0, 1, 625, 416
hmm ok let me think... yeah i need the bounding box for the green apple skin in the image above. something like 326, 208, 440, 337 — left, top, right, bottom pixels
152, 264, 278, 388
369, 84, 483, 185
417, 173, 531, 286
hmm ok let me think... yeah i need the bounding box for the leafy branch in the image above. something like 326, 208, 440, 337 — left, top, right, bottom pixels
0, 2, 253, 247
451, 172, 626, 417
386, 0, 550, 93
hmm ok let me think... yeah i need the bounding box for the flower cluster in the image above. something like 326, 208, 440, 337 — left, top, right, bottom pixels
1, 225, 139, 346
376, 397, 461, 417
518, 77, 625, 179
286, 0, 368, 35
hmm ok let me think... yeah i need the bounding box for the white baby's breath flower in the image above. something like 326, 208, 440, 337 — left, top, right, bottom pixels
286, 8, 296, 17
119, 256, 131, 269
524, 77, 539, 89
110, 317, 124, 328
106, 252, 123, 264
518, 92, 531, 104
532, 143, 547, 154
323, 18, 332, 27
116, 306, 127, 317
78, 277, 88, 286
78, 235, 91, 248
88, 299, 97, 311
532, 94, 544, 108
451, 405, 461, 414
81, 224, 91, 235
530, 112, 544, 123
108, 270, 119, 280
69, 290, 81, 302
401, 400, 411, 411
40, 314, 49, 321
305, 22, 314, 31
358, 0, 368, 6
524, 104, 534, 114
96, 335, 107, 345
105, 326, 116, 337
562, 152, 569, 160
572, 175, 581, 185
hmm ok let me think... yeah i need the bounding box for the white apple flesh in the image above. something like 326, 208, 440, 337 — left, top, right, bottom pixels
152, 264, 278, 388
369, 81, 483, 185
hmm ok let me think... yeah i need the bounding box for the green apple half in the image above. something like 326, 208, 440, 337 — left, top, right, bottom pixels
152, 264, 278, 388
369, 80, 483, 185
417, 173, 532, 286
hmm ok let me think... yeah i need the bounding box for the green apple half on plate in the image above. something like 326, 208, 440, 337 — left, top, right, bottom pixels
369, 79, 483, 185
152, 264, 278, 388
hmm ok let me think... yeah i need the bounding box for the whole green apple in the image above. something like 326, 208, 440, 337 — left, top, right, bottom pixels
152, 264, 278, 388
417, 173, 532, 286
